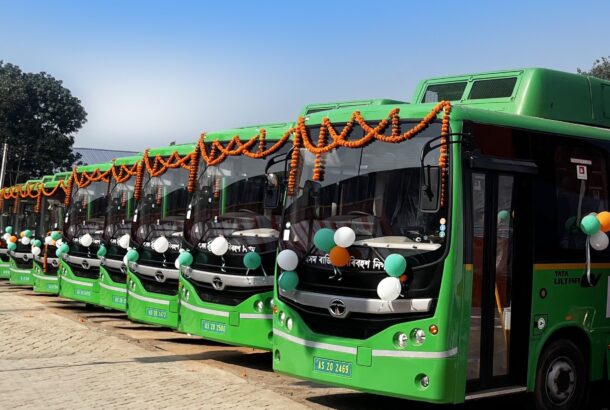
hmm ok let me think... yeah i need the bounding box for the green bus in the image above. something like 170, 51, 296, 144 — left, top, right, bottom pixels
272, 68, 610, 409
126, 143, 195, 328
59, 162, 112, 304
32, 171, 71, 294
0, 186, 19, 279
8, 179, 42, 286
98, 154, 142, 311
177, 123, 292, 349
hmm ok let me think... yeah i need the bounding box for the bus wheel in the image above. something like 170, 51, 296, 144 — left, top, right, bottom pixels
534, 339, 589, 410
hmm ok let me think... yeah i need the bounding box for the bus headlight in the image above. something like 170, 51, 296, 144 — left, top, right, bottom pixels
279, 311, 286, 325
393, 332, 408, 348
411, 328, 426, 345
254, 300, 264, 312
268, 298, 274, 309
286, 317, 293, 331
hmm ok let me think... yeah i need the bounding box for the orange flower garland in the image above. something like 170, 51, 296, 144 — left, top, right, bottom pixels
196, 101, 452, 201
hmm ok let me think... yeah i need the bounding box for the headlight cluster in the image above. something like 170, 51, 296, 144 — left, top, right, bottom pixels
181, 287, 189, 301
277, 311, 293, 331
393, 325, 438, 349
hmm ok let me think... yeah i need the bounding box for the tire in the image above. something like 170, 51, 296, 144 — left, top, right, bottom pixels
534, 339, 589, 410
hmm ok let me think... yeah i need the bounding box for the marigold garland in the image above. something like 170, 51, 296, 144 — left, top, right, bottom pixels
133, 149, 197, 201
196, 101, 452, 201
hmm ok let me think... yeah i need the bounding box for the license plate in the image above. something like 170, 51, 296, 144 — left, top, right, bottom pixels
313, 357, 352, 377
201, 320, 227, 334
19, 275, 30, 282
145, 307, 168, 319
47, 283, 58, 291
112, 295, 126, 305
75, 289, 92, 297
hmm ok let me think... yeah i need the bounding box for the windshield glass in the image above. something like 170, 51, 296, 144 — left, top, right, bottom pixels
283, 122, 447, 270
39, 196, 65, 235
132, 168, 188, 250
17, 199, 38, 235
184, 147, 288, 250
1, 199, 15, 231
64, 181, 109, 241
103, 178, 136, 243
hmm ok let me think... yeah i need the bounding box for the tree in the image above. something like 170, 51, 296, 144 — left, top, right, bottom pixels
0, 61, 86, 187
577, 56, 610, 81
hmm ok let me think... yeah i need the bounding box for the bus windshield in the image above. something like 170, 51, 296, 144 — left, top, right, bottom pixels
39, 197, 65, 235
103, 179, 136, 243
132, 168, 188, 250
65, 181, 109, 242
284, 122, 448, 274
184, 149, 287, 254
17, 199, 38, 235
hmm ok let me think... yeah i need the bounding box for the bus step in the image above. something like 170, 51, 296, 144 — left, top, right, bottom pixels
465, 386, 527, 401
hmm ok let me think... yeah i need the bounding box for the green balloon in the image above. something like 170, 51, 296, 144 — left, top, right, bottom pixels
564, 216, 577, 232
51, 231, 61, 240
243, 251, 261, 269
7, 242, 16, 251
497, 210, 509, 223
125, 249, 140, 262
313, 228, 336, 252
59, 243, 70, 254
384, 253, 407, 277
278, 271, 299, 291
55, 248, 63, 258
5, 226, 12, 234
24, 229, 32, 238
97, 245, 107, 258
580, 214, 601, 235
33, 239, 42, 248
177, 251, 194, 267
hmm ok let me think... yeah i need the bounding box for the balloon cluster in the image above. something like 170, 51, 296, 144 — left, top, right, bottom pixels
19, 230, 33, 245
580, 211, 610, 251
30, 239, 42, 256
277, 249, 299, 292
377, 254, 407, 302
313, 227, 356, 267
4, 226, 17, 251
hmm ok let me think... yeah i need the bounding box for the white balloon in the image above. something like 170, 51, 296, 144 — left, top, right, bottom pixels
153, 236, 169, 253
44, 236, 53, 245
3, 233, 10, 241
174, 259, 181, 270
123, 255, 129, 266
55, 238, 64, 247
32, 246, 41, 256
118, 234, 131, 249
377, 277, 402, 302
21, 237, 31, 245
210, 236, 229, 256
80, 234, 93, 247
590, 231, 609, 251
334, 227, 356, 248
277, 249, 299, 271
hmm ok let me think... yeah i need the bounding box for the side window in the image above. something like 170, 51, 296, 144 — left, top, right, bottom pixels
532, 135, 610, 261
555, 145, 608, 251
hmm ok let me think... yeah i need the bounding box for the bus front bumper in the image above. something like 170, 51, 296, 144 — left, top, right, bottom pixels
126, 268, 179, 329
178, 276, 273, 350
58, 261, 100, 305
98, 266, 127, 311
32, 261, 59, 294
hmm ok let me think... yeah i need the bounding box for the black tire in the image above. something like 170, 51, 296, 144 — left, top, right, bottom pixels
534, 339, 589, 410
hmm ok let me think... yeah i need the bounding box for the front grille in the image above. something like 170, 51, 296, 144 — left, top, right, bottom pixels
184, 275, 270, 306
13, 258, 33, 270
0, 254, 10, 263
42, 264, 59, 275
282, 297, 434, 339
133, 271, 178, 296
105, 264, 127, 284
66, 261, 100, 280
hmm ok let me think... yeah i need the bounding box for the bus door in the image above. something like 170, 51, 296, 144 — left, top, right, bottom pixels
465, 155, 536, 394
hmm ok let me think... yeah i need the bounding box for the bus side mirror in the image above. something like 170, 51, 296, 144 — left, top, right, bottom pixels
264, 173, 282, 209
419, 165, 441, 213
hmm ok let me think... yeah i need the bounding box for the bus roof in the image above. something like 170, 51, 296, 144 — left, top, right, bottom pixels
76, 162, 113, 173
412, 68, 610, 129
113, 153, 142, 166
300, 99, 407, 116
147, 142, 195, 157
206, 122, 293, 142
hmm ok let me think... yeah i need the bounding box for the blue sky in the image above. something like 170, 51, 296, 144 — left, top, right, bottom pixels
1, 0, 608, 151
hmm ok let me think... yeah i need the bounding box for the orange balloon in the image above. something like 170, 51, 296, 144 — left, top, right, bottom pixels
329, 246, 350, 267
399, 274, 408, 283
8, 236, 17, 243
597, 211, 610, 233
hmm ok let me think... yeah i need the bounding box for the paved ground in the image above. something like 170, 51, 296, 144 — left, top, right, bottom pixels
1, 281, 606, 409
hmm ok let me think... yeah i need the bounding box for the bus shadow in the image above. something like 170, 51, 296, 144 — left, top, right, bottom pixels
133, 350, 274, 372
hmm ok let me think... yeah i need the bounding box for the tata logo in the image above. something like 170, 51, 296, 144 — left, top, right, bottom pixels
22, 254, 29, 262
212, 276, 225, 291
81, 259, 90, 270
51, 259, 59, 268
328, 299, 347, 318
154, 271, 166, 283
